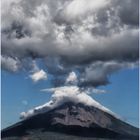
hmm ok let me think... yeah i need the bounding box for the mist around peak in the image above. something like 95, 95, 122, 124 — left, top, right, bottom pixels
20, 86, 118, 120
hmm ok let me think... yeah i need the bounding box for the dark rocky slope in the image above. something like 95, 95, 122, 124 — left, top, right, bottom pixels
1, 102, 139, 140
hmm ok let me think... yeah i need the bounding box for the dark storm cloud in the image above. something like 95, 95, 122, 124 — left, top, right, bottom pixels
112, 0, 139, 26
79, 61, 138, 87
2, 21, 31, 41
1, 0, 139, 87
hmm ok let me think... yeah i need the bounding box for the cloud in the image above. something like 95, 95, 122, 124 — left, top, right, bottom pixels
62, 0, 110, 20
22, 100, 28, 106
30, 69, 47, 82
112, 0, 139, 26
2, 0, 138, 122
1, 55, 21, 72
28, 60, 48, 82
1, 0, 138, 87
21, 86, 117, 119
88, 88, 107, 94
30, 60, 40, 72
79, 61, 138, 87
65, 71, 78, 85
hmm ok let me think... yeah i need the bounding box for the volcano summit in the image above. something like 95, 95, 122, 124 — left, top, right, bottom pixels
1, 86, 139, 140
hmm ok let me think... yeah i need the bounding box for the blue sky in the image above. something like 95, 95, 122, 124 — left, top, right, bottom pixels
2, 67, 139, 129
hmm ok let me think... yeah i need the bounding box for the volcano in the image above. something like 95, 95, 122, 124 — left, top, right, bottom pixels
1, 101, 139, 140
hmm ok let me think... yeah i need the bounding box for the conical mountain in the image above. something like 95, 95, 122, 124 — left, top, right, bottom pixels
2, 101, 139, 140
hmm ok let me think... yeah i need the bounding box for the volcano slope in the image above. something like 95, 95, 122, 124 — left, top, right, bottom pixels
1, 101, 139, 140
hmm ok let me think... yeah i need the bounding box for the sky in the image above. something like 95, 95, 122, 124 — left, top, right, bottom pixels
2, 67, 139, 128
1, 0, 139, 129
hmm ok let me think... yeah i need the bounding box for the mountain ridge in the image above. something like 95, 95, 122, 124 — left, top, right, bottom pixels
2, 101, 139, 140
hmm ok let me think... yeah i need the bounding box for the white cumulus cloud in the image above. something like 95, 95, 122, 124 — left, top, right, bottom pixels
63, 0, 110, 20
65, 71, 78, 85
30, 69, 47, 82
